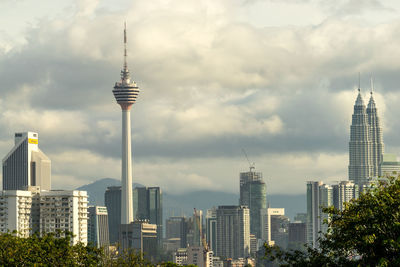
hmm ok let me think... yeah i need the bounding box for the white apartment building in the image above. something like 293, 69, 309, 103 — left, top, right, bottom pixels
0, 190, 33, 237
0, 188, 88, 244
40, 190, 88, 244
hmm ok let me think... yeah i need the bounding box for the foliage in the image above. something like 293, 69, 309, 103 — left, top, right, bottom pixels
0, 231, 187, 266
0, 231, 102, 266
265, 176, 400, 266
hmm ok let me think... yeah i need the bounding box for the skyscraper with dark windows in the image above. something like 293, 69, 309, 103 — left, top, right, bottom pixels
133, 186, 163, 243
104, 186, 121, 244
3, 132, 51, 190
239, 166, 266, 239
88, 206, 110, 249
216, 205, 250, 259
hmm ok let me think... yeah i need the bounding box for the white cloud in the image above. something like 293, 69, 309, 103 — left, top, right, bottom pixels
0, 0, 399, 194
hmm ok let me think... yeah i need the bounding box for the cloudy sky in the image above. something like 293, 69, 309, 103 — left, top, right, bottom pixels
1, 0, 400, 195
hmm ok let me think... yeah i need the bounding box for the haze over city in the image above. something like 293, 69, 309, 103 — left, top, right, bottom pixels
2, 0, 400, 195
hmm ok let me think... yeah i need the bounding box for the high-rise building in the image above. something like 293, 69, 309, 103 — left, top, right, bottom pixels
332, 181, 359, 211
192, 209, 203, 247
119, 221, 158, 260
104, 186, 121, 244
0, 190, 34, 237
3, 132, 51, 191
306, 181, 332, 248
206, 207, 217, 253
113, 23, 140, 225
288, 222, 306, 251
270, 214, 289, 249
260, 208, 286, 246
379, 153, 400, 177
367, 89, 384, 177
0, 187, 88, 244
216, 205, 250, 259
166, 216, 188, 248
39, 190, 89, 244
349, 84, 384, 185
239, 167, 267, 239
88, 206, 110, 249
133, 186, 163, 243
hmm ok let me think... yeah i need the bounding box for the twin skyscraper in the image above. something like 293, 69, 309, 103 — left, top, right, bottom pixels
349, 81, 384, 185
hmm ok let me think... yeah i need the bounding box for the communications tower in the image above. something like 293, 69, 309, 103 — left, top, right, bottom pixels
113, 23, 140, 224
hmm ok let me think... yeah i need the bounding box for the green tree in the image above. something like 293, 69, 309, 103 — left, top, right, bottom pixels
265, 177, 400, 266
0, 231, 102, 266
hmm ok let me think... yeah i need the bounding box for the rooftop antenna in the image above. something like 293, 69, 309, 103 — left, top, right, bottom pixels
242, 148, 255, 172
124, 21, 127, 71
358, 72, 361, 92
370, 76, 374, 95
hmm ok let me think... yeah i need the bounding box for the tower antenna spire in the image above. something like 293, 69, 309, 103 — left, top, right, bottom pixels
370, 76, 374, 95
358, 72, 361, 92
124, 21, 127, 71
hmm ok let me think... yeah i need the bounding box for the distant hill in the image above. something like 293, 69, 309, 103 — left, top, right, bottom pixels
77, 178, 306, 221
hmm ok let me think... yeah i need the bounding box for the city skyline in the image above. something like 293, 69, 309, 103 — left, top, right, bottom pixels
2, 1, 400, 195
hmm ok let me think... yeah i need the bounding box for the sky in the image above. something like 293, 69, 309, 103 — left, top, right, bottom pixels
1, 0, 400, 195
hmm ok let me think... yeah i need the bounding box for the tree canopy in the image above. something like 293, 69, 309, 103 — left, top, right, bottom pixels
265, 177, 400, 266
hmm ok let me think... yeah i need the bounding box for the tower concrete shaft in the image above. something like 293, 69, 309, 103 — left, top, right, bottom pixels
113, 23, 139, 224
121, 109, 133, 224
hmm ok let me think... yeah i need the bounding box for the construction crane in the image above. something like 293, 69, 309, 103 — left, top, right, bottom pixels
242, 148, 255, 172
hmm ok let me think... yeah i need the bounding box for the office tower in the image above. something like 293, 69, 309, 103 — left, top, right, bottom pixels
367, 88, 384, 177
133, 186, 163, 243
349, 82, 384, 185
307, 181, 332, 248
104, 186, 121, 244
216, 205, 250, 259
166, 216, 184, 239
166, 216, 188, 248
3, 132, 51, 190
119, 221, 157, 260
187, 246, 213, 267
239, 166, 267, 239
192, 209, 203, 247
260, 208, 285, 245
379, 153, 400, 177
249, 234, 257, 254
206, 207, 217, 253
349, 89, 373, 185
270, 214, 289, 249
113, 24, 140, 225
88, 206, 110, 249
288, 222, 306, 250
332, 181, 359, 211
39, 190, 89, 244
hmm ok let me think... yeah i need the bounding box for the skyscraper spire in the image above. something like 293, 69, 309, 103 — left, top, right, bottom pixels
370, 76, 374, 95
